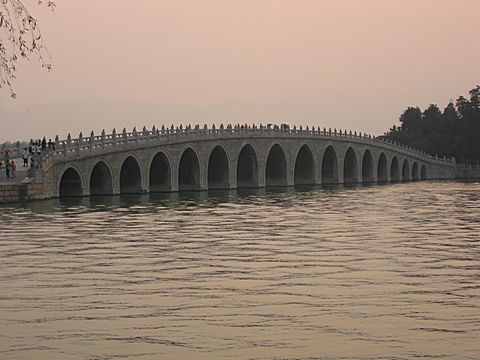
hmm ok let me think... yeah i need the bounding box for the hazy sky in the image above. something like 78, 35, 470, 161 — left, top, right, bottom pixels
1, 0, 479, 142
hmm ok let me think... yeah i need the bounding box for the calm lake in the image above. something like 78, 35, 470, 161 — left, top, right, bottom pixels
0, 181, 479, 359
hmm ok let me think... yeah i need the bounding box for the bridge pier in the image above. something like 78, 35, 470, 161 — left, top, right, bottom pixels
258, 158, 266, 188
170, 164, 179, 192
229, 164, 237, 190
287, 169, 295, 187
357, 159, 364, 184
372, 160, 378, 183
337, 157, 345, 184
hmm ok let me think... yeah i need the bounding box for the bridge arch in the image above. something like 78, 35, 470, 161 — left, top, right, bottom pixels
391, 156, 400, 181
343, 147, 358, 183
58, 165, 84, 197
208, 145, 230, 189
402, 159, 410, 181
120, 155, 143, 194
412, 162, 419, 181
294, 144, 315, 185
178, 146, 201, 191
321, 145, 339, 184
236, 142, 259, 188
90, 160, 113, 195
420, 165, 427, 180
362, 149, 375, 183
377, 153, 388, 182
149, 151, 172, 192
266, 143, 288, 187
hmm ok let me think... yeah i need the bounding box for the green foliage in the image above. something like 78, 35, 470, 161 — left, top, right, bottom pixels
385, 86, 480, 163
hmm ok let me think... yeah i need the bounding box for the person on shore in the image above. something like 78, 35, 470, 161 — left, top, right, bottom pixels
22, 148, 29, 167
41, 137, 47, 152
10, 160, 16, 179
5, 160, 11, 178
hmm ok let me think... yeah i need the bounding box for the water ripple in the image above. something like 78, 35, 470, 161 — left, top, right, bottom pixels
0, 181, 479, 359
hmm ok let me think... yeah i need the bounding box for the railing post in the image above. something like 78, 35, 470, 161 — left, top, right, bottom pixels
143, 126, 148, 143
133, 127, 138, 145
112, 128, 117, 148
77, 132, 83, 156
89, 130, 94, 153
63, 141, 67, 158
101, 129, 106, 150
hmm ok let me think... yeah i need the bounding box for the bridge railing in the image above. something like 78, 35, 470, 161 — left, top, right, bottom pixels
41, 124, 456, 165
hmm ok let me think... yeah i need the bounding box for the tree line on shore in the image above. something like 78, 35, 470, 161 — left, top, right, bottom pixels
385, 86, 480, 164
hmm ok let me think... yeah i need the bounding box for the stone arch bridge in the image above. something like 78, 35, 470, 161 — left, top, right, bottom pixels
39, 124, 456, 198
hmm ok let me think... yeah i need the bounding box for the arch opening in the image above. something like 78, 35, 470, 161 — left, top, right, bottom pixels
294, 145, 315, 185
150, 152, 171, 192
179, 148, 200, 191
120, 156, 142, 194
321, 146, 338, 184
90, 161, 113, 195
266, 144, 287, 187
402, 159, 410, 181
412, 162, 419, 181
59, 168, 83, 197
377, 153, 388, 182
362, 150, 374, 183
420, 165, 427, 180
343, 147, 358, 183
208, 146, 230, 189
237, 144, 258, 188
391, 157, 400, 181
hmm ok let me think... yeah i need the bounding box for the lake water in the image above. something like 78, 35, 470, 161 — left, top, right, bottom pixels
0, 181, 479, 359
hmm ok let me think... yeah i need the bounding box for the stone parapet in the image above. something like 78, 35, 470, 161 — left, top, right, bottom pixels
456, 164, 480, 179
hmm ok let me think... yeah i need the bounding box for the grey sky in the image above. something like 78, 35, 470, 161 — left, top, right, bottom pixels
1, 0, 479, 142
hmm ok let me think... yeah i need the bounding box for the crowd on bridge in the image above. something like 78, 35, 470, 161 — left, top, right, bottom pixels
28, 137, 56, 156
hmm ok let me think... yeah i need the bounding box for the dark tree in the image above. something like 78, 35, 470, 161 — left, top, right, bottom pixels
399, 107, 422, 131
385, 86, 480, 164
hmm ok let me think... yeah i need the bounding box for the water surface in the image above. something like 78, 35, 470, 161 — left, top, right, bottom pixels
1, 181, 479, 359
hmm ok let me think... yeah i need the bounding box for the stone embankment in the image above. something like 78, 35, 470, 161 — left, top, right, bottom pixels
0, 182, 46, 204
456, 164, 480, 179
0, 157, 47, 204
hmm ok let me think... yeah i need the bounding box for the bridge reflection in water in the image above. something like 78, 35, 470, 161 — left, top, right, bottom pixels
46, 124, 454, 198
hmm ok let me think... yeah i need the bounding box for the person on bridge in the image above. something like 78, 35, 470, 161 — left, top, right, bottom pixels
47, 139, 55, 152
22, 148, 29, 167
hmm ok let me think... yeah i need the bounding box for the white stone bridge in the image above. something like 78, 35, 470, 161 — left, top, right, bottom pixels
38, 124, 456, 198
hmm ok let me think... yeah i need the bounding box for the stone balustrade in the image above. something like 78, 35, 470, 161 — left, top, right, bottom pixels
41, 123, 455, 166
